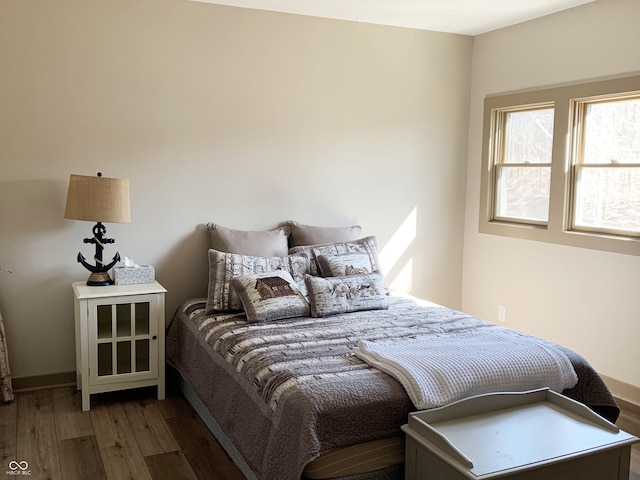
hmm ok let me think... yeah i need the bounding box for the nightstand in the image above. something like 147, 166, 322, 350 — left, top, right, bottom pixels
402, 389, 638, 480
73, 280, 167, 411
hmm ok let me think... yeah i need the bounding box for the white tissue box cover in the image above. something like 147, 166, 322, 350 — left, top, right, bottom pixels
113, 265, 155, 285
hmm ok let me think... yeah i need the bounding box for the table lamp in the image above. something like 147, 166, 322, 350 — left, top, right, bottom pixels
64, 172, 131, 286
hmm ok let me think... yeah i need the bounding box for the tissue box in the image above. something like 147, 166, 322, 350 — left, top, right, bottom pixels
113, 265, 155, 285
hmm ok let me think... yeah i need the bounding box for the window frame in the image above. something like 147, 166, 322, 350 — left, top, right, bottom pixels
479, 74, 640, 256
490, 103, 554, 227
569, 94, 640, 238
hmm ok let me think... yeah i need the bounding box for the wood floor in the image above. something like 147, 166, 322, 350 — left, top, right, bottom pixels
1, 383, 639, 480
0, 384, 244, 480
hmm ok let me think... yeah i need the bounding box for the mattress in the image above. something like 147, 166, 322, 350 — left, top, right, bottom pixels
166, 294, 619, 480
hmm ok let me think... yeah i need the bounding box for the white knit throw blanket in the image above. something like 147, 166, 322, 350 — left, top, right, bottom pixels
354, 328, 578, 410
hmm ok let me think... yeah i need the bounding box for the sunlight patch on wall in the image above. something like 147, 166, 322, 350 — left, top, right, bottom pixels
389, 257, 413, 292
379, 207, 416, 292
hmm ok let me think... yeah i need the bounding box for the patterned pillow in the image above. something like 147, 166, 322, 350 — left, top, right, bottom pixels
305, 272, 388, 317
205, 249, 310, 313
289, 236, 380, 276
316, 253, 373, 277
207, 223, 291, 257
284, 221, 362, 247
230, 271, 310, 322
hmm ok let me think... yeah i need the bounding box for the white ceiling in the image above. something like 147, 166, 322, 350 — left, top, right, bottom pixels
189, 0, 596, 35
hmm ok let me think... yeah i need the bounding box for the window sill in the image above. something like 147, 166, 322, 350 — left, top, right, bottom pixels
479, 220, 640, 256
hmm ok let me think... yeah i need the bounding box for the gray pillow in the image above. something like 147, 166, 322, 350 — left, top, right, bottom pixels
305, 272, 388, 317
207, 223, 290, 257
316, 253, 373, 277
284, 221, 362, 247
205, 249, 310, 313
230, 270, 310, 322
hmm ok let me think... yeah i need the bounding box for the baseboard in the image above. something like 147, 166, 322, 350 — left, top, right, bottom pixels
12, 371, 76, 393
9, 370, 639, 409
600, 374, 640, 408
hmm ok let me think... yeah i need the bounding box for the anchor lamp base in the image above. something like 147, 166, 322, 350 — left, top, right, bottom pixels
86, 271, 114, 286
74, 222, 122, 287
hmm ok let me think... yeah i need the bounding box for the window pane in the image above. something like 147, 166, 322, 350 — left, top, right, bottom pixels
117, 341, 132, 374
134, 302, 149, 335
583, 98, 640, 164
574, 166, 640, 233
136, 339, 150, 372
116, 304, 131, 337
97, 305, 112, 339
504, 108, 554, 164
496, 166, 551, 222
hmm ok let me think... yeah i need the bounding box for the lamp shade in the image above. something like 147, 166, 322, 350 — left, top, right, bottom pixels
64, 174, 131, 223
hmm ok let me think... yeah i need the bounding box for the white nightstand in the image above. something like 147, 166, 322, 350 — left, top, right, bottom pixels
73, 280, 167, 411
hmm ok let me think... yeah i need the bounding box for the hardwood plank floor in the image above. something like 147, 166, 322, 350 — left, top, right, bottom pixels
0, 384, 638, 480
16, 390, 62, 479
0, 384, 243, 480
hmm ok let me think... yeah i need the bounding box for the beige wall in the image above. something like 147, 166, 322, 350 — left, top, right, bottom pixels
463, 0, 640, 390
0, 0, 472, 378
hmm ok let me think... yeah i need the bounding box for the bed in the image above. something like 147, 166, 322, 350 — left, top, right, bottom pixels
165, 222, 619, 480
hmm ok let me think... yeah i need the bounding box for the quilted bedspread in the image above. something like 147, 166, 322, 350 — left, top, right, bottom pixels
354, 330, 578, 409
166, 294, 618, 480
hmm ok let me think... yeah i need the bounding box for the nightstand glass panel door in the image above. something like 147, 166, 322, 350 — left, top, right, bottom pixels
88, 294, 159, 386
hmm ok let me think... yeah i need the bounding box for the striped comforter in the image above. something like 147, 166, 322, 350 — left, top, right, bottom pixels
194, 295, 492, 410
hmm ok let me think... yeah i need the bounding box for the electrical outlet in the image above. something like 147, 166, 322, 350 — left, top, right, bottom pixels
498, 305, 507, 323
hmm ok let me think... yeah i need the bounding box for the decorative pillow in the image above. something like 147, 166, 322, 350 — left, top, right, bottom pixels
284, 221, 362, 247
205, 249, 310, 313
289, 236, 380, 276
230, 270, 310, 322
207, 223, 291, 257
305, 272, 388, 317
316, 253, 373, 277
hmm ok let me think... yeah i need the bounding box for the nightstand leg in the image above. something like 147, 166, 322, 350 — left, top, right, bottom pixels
81, 388, 90, 411
157, 377, 165, 400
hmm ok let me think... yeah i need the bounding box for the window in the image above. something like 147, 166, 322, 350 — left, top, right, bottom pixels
492, 105, 554, 225
571, 96, 640, 236
479, 74, 640, 256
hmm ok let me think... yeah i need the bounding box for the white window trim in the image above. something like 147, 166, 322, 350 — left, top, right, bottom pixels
479, 74, 640, 257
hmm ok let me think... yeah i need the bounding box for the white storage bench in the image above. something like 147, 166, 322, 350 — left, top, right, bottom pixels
402, 388, 638, 480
